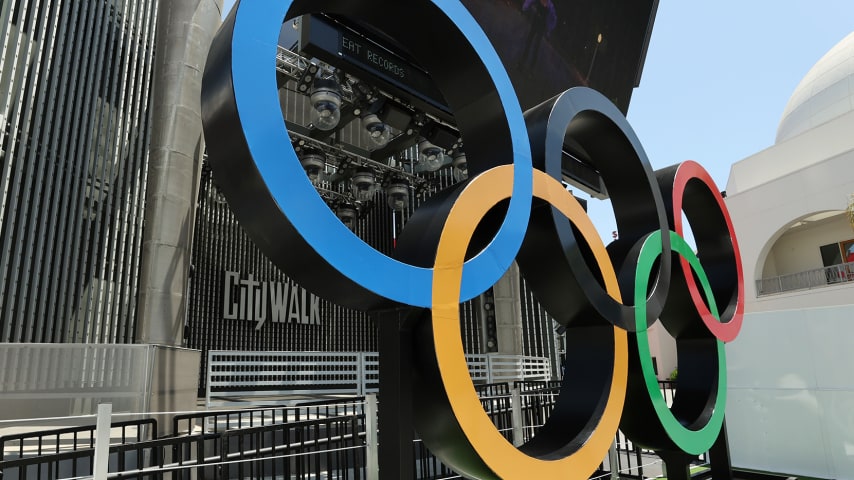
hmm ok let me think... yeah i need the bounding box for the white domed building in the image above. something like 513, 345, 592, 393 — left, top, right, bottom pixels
723, 31, 854, 479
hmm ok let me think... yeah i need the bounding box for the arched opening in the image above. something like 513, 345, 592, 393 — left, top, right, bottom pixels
755, 210, 854, 295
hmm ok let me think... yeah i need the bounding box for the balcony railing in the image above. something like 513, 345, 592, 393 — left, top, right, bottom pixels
756, 263, 854, 296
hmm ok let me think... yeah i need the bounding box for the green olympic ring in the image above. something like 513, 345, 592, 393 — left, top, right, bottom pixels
634, 229, 727, 455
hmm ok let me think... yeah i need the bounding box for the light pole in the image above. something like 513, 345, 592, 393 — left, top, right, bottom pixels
586, 33, 604, 83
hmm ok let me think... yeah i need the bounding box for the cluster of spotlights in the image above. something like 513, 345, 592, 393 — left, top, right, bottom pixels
297, 138, 467, 233
300, 70, 471, 230
309, 76, 395, 152
347, 167, 411, 213
296, 148, 414, 229
306, 73, 466, 186
331, 180, 411, 228
414, 138, 468, 182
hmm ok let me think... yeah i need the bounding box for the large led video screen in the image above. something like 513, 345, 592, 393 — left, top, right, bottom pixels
461, 0, 657, 113
297, 0, 657, 118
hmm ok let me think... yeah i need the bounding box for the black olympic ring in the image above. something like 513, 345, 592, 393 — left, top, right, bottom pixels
200, 2, 745, 478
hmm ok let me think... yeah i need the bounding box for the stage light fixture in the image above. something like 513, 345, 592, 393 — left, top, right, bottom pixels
452, 151, 468, 182
309, 78, 341, 131
299, 150, 326, 185
418, 139, 445, 172
362, 113, 390, 148
351, 167, 377, 202
385, 178, 410, 211
336, 202, 358, 230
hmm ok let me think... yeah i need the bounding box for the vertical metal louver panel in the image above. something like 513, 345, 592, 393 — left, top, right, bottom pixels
519, 274, 560, 374
0, 0, 156, 343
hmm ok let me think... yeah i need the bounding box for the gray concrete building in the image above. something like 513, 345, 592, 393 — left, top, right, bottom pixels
0, 0, 221, 419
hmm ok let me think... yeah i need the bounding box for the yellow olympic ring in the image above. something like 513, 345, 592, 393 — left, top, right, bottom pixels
432, 165, 628, 478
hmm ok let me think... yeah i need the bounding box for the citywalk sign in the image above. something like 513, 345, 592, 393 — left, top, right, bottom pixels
222, 271, 320, 329
201, 1, 744, 479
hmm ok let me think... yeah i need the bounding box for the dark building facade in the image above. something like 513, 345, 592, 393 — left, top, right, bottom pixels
186, 53, 565, 386
0, 0, 157, 343
187, 156, 564, 389
1, 2, 658, 393
187, 162, 380, 383
0, 0, 557, 390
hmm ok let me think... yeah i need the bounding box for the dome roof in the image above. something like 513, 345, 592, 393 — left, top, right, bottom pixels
776, 31, 854, 143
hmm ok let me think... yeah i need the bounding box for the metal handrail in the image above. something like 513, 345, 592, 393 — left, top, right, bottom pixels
756, 262, 854, 296
173, 397, 365, 436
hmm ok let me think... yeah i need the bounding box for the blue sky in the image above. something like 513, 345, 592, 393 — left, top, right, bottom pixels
628, 1, 854, 191
611, 1, 854, 240
219, 0, 854, 240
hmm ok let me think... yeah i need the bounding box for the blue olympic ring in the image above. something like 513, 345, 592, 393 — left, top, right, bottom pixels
229, 1, 532, 308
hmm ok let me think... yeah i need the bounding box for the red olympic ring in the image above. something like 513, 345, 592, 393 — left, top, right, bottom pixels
668, 160, 744, 342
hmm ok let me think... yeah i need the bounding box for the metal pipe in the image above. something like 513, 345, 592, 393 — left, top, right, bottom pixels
135, 0, 222, 345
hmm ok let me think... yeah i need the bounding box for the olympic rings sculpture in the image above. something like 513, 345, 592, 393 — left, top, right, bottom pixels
201, 1, 744, 479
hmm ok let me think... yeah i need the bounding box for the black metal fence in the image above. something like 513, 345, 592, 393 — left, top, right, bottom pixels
0, 418, 158, 461
0, 418, 361, 480
1, 381, 693, 479
173, 396, 366, 435
220, 416, 365, 479
1, 446, 95, 480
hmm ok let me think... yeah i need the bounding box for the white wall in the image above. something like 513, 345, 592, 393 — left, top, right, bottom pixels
722, 51, 854, 480
726, 305, 854, 479
726, 109, 854, 196
725, 149, 854, 310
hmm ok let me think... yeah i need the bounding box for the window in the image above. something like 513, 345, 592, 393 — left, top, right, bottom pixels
820, 243, 842, 267
820, 239, 854, 284
843, 239, 854, 264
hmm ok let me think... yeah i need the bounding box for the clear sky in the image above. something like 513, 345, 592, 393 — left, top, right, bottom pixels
219, 0, 854, 241
605, 1, 854, 241
627, 1, 854, 198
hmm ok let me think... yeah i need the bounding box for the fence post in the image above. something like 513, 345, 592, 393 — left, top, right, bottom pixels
206, 350, 214, 408
93, 403, 112, 480
365, 394, 379, 480
358, 353, 366, 396
608, 439, 619, 480
376, 308, 416, 480
511, 387, 524, 446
